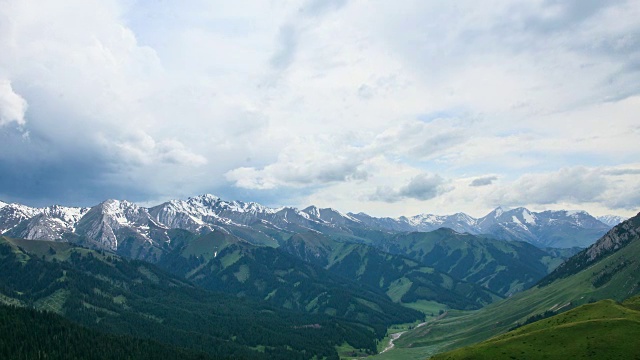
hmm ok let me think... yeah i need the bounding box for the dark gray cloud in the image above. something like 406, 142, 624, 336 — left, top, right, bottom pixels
371, 173, 450, 202
0, 124, 160, 207
469, 176, 498, 187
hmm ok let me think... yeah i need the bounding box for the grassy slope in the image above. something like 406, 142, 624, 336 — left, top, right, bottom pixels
157, 232, 423, 337
280, 232, 504, 311
378, 223, 640, 359
431, 297, 640, 360
380, 229, 563, 296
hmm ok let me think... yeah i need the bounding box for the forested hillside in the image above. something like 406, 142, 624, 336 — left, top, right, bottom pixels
0, 236, 393, 359
0, 305, 214, 360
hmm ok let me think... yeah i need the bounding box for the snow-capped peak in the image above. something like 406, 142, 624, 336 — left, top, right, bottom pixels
4, 203, 40, 218
596, 215, 627, 227
187, 194, 221, 206
98, 199, 142, 226
101, 199, 138, 212
42, 205, 89, 223
0, 201, 6, 209
302, 205, 321, 218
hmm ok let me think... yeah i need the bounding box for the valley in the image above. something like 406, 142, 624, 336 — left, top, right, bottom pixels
0, 195, 635, 359
374, 211, 640, 359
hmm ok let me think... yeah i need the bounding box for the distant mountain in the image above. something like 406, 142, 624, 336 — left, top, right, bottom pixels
0, 196, 619, 251
597, 214, 627, 227
392, 211, 640, 358
350, 211, 477, 234
352, 207, 613, 248
477, 207, 611, 248
0, 202, 49, 234
3, 205, 88, 241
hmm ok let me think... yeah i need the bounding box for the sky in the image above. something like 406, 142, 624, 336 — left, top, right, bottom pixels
0, 0, 639, 218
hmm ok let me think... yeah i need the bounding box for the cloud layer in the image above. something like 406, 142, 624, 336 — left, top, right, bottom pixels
0, 0, 639, 217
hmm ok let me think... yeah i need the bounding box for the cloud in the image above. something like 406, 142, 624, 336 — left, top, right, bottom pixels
602, 184, 640, 210
488, 166, 640, 211
520, 0, 623, 34
0, 79, 27, 127
268, 0, 348, 72
270, 24, 298, 70
225, 136, 368, 190
302, 0, 348, 17
371, 173, 450, 203
373, 118, 468, 160
603, 168, 640, 176
492, 167, 608, 206
469, 176, 498, 187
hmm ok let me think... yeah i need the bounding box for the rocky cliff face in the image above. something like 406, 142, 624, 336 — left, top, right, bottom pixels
2, 205, 88, 240
74, 200, 162, 251
586, 212, 640, 261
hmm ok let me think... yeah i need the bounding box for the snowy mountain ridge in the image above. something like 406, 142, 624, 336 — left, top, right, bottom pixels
0, 195, 626, 251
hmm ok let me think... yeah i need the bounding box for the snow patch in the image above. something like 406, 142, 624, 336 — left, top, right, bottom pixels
522, 209, 536, 224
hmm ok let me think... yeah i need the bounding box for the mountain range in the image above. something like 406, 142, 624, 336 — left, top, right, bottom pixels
0, 195, 624, 251
0, 194, 621, 322
0, 194, 637, 359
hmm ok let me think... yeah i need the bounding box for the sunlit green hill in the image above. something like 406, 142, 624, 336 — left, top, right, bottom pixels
431, 296, 640, 360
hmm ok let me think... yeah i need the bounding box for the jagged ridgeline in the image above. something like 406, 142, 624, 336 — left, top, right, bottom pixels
391, 212, 640, 358
0, 236, 399, 359
0, 195, 620, 255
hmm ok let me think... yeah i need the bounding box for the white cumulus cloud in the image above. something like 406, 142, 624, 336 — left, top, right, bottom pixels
0, 79, 27, 127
